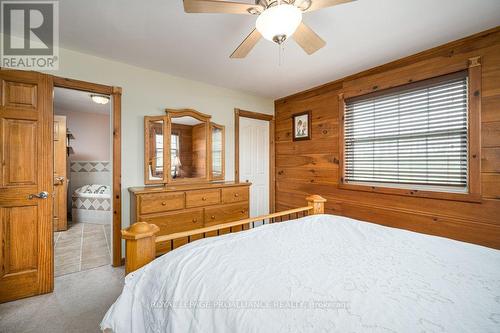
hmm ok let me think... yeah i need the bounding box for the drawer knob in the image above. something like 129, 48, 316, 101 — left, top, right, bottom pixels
192, 218, 197, 223
211, 215, 215, 220
234, 193, 239, 197
241, 210, 246, 214
161, 201, 167, 206
202, 197, 207, 201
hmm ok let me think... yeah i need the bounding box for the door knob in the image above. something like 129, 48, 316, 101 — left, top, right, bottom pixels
28, 191, 49, 199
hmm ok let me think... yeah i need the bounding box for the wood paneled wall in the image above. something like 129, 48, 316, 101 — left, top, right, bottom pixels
192, 123, 207, 178
171, 123, 193, 177
275, 27, 500, 249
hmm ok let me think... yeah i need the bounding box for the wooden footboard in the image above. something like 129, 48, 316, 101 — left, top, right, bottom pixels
122, 195, 326, 274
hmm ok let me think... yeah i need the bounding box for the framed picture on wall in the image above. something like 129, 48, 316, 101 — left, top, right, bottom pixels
292, 111, 311, 141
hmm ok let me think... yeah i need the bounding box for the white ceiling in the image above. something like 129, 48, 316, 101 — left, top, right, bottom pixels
172, 116, 204, 126
59, 0, 500, 99
54, 87, 110, 114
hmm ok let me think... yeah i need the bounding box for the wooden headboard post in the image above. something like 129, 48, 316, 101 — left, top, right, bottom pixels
306, 195, 327, 214
122, 222, 159, 274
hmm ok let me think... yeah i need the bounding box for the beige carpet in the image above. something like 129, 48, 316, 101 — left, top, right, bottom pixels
0, 265, 124, 333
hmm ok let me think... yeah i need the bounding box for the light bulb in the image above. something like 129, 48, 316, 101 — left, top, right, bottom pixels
256, 4, 302, 44
91, 94, 110, 105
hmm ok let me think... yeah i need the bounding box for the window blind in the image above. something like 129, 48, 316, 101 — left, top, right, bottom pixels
155, 134, 163, 171
344, 71, 468, 191
170, 134, 179, 175
212, 129, 223, 176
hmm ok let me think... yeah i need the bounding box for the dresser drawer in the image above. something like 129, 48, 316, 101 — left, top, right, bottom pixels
204, 202, 249, 227
186, 189, 220, 208
142, 209, 204, 254
204, 202, 248, 236
221, 186, 249, 204
138, 192, 185, 215
143, 209, 203, 234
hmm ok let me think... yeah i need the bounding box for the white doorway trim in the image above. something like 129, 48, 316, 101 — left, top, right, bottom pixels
234, 108, 275, 213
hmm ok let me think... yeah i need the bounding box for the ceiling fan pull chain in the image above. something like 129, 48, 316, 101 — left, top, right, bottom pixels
278, 42, 285, 66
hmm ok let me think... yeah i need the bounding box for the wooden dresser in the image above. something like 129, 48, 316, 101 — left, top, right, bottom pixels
129, 181, 250, 254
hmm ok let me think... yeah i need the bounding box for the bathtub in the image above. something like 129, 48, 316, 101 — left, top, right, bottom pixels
72, 184, 112, 224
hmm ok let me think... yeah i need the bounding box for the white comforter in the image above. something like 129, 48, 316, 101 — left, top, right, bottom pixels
102, 214, 500, 332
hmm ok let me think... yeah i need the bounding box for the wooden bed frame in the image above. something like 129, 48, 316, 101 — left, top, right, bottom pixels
122, 195, 327, 274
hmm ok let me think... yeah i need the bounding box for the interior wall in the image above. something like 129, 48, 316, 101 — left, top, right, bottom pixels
55, 109, 110, 161
275, 27, 500, 249
46, 46, 274, 230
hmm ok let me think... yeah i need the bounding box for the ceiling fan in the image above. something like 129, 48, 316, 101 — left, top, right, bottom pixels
183, 0, 354, 58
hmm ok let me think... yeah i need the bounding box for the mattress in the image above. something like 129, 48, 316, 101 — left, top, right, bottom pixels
101, 214, 500, 332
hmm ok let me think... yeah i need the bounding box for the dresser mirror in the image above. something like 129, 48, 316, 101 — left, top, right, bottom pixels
144, 116, 167, 184
144, 109, 225, 185
211, 123, 225, 180
170, 114, 208, 181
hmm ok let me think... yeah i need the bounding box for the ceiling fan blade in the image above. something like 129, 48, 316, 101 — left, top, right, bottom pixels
183, 0, 263, 15
300, 0, 354, 12
292, 22, 326, 55
230, 29, 262, 58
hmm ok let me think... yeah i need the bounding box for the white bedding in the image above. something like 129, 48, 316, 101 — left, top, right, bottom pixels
102, 214, 500, 332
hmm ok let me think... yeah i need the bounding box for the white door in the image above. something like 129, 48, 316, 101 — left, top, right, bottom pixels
239, 117, 269, 223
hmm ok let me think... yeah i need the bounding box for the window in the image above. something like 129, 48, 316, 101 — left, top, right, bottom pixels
212, 127, 223, 177
155, 133, 163, 171
171, 133, 179, 176
343, 71, 468, 193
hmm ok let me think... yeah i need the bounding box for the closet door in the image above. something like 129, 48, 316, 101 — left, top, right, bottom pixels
53, 115, 67, 231
239, 117, 269, 220
0, 70, 53, 303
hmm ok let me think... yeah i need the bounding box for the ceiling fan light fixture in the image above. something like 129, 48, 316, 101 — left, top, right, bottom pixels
256, 4, 302, 44
90, 94, 110, 105
247, 7, 261, 15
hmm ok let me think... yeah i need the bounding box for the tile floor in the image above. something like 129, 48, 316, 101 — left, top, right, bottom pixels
54, 222, 111, 277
